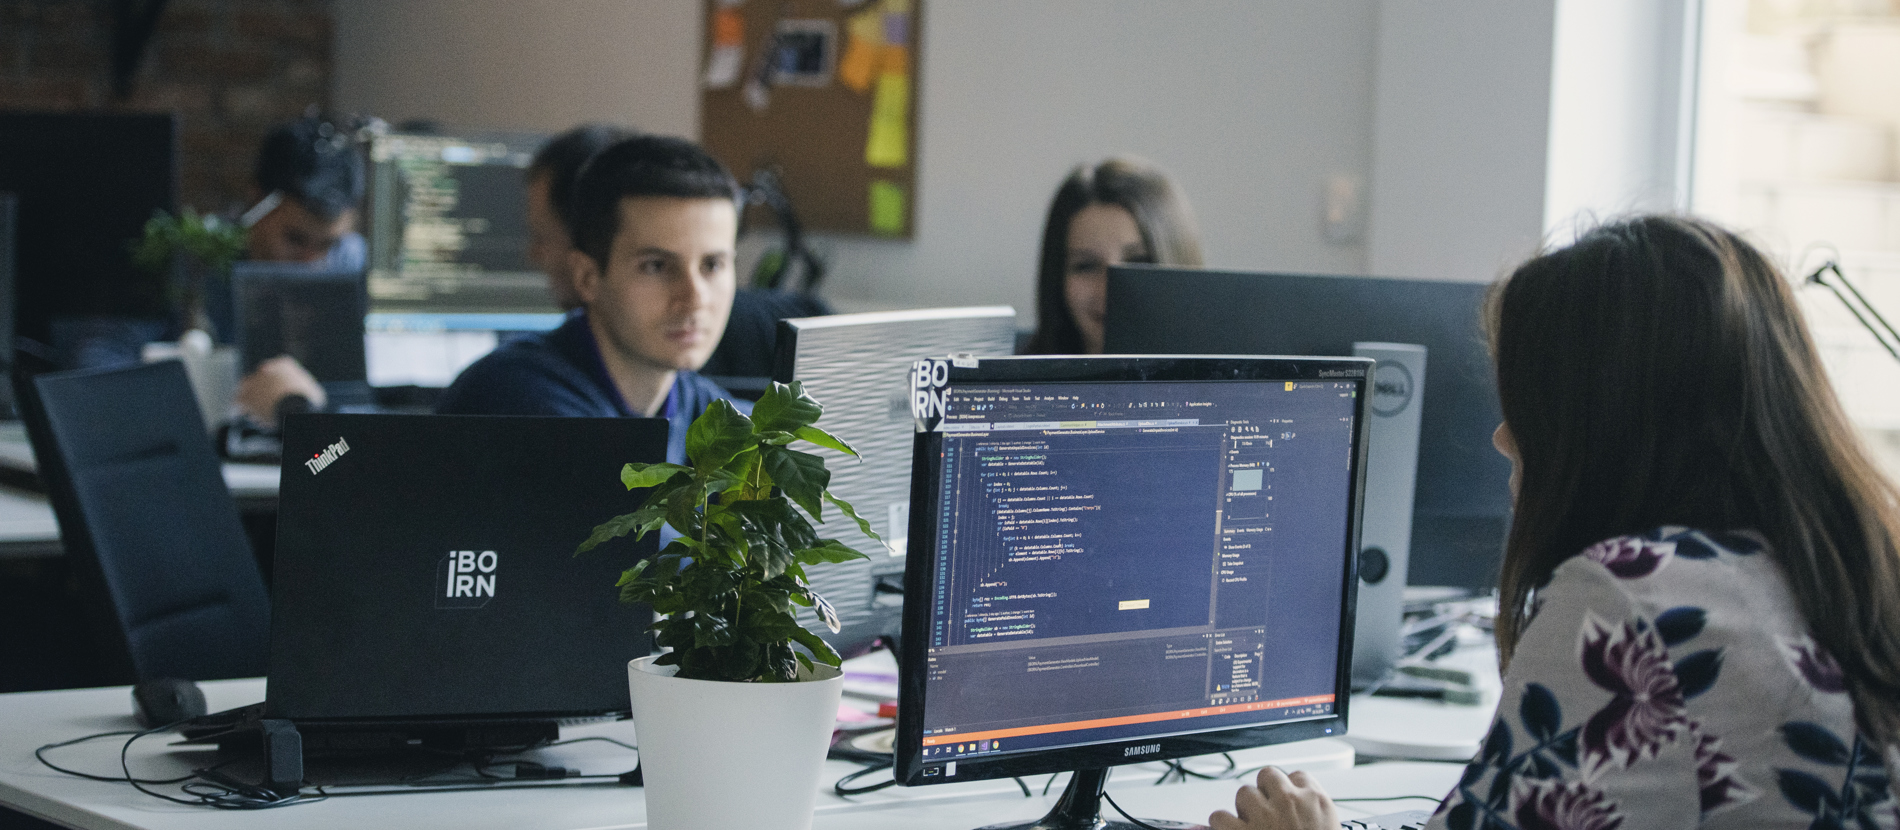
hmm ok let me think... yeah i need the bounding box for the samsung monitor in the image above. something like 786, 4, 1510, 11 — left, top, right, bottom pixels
895, 355, 1370, 830
0, 193, 14, 414
231, 262, 370, 405
772, 306, 1018, 656
1104, 266, 1508, 591
363, 131, 559, 388
0, 112, 177, 350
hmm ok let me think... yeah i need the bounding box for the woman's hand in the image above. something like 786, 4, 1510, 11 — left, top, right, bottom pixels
1209, 766, 1340, 830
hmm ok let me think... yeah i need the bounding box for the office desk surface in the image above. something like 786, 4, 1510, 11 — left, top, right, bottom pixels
0, 485, 59, 555
1344, 635, 1500, 762
0, 422, 281, 500
0, 679, 1368, 830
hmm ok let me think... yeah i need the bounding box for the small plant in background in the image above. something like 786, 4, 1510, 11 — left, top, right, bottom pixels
578, 381, 880, 683
131, 209, 248, 335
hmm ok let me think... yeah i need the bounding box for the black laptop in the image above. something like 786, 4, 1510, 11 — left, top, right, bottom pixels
190, 413, 665, 749
230, 262, 371, 407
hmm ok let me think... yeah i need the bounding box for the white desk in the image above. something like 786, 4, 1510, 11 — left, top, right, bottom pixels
1344, 636, 1500, 762
0, 485, 60, 557
0, 678, 1391, 830
0, 423, 281, 502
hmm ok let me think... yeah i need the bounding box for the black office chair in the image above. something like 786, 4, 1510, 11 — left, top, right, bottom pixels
12, 359, 270, 683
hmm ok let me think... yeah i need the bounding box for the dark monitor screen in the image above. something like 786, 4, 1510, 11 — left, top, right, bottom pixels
896, 355, 1369, 789
364, 131, 549, 317
231, 262, 368, 400
0, 112, 178, 345
1104, 266, 1508, 590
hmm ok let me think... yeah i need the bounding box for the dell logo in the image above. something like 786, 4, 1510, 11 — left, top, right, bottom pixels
1124, 744, 1161, 757
1370, 361, 1415, 417
304, 437, 351, 475
435, 550, 497, 609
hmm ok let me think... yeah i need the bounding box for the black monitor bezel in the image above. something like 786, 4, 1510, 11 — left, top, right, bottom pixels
894, 354, 1371, 786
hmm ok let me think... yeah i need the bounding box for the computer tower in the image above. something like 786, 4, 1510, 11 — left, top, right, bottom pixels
1350, 342, 1426, 687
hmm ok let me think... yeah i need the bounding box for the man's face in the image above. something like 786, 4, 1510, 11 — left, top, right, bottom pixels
572, 196, 738, 375
247, 197, 355, 263
525, 171, 583, 310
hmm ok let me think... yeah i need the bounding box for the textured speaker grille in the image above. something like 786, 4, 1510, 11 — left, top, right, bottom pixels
786, 309, 1016, 641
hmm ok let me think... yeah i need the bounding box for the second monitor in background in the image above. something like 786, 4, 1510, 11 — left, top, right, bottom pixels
1105, 266, 1509, 591
231, 262, 369, 407
772, 306, 1018, 656
363, 131, 562, 390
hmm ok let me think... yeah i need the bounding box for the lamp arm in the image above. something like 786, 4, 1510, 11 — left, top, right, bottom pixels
1807, 262, 1900, 364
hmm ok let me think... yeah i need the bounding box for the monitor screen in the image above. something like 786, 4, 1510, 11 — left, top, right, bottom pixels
232, 262, 368, 384
772, 306, 1018, 656
895, 355, 1369, 787
364, 131, 550, 317
1104, 266, 1509, 591
0, 112, 177, 346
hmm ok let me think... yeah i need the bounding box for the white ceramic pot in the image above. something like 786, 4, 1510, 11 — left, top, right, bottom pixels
627, 655, 844, 830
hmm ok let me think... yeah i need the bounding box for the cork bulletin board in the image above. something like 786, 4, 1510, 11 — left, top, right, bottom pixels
699, 0, 921, 238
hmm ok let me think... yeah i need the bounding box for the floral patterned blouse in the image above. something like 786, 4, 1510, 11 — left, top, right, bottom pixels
1429, 526, 1900, 830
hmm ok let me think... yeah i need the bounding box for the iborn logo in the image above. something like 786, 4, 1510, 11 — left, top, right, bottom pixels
304, 438, 350, 475
910, 358, 951, 433
435, 550, 497, 609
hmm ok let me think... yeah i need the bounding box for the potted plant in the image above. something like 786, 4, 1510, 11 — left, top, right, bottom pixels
578, 381, 880, 830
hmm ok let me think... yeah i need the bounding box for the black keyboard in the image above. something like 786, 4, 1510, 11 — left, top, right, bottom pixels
1343, 809, 1431, 829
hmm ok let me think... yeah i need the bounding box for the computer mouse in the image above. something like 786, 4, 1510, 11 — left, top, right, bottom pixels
132, 677, 207, 728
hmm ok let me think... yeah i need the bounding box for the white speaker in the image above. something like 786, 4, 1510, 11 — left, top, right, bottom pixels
1350, 342, 1426, 687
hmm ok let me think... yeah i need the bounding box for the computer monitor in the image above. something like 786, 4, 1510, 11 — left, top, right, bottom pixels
363, 131, 560, 388
772, 306, 1018, 656
1104, 266, 1509, 591
895, 355, 1370, 830
0, 112, 178, 350
231, 262, 370, 405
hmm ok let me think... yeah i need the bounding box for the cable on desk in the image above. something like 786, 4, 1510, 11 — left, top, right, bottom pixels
1101, 790, 1172, 830
833, 758, 898, 796
34, 726, 201, 784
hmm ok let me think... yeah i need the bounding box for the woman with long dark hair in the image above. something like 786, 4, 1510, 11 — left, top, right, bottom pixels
1021, 157, 1202, 355
1214, 215, 1900, 829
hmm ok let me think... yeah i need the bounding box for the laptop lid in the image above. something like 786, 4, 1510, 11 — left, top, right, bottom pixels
231, 262, 369, 404
267, 413, 666, 722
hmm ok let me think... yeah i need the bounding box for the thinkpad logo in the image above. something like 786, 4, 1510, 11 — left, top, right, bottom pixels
304, 437, 350, 475
435, 550, 498, 609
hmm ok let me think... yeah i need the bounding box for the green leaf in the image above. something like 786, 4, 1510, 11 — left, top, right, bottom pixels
823, 490, 887, 549
684, 399, 756, 472
793, 539, 871, 566
577, 504, 666, 554
761, 445, 830, 519
788, 625, 842, 667
794, 425, 859, 458
751, 381, 824, 434
622, 462, 690, 490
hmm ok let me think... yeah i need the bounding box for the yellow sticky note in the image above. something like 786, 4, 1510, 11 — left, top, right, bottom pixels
869, 180, 905, 235
865, 71, 909, 168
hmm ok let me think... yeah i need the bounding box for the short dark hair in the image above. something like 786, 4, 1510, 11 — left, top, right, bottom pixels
570, 135, 742, 270
528, 124, 636, 236
255, 118, 365, 221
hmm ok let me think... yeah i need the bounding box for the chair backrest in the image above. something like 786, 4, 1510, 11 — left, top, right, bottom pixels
13, 359, 269, 682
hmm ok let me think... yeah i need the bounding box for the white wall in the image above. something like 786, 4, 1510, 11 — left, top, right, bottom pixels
331, 0, 701, 138
1367, 0, 1557, 283
331, 1, 1381, 315
1543, 0, 1697, 242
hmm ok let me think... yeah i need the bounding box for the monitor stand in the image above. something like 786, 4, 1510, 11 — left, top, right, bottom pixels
978, 768, 1205, 830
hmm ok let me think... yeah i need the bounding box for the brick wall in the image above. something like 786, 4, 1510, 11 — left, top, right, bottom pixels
0, 0, 334, 213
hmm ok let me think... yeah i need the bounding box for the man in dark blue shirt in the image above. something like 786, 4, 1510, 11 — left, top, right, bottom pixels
435, 134, 746, 464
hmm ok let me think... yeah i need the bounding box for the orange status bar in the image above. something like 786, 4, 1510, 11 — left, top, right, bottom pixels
920, 694, 1335, 747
